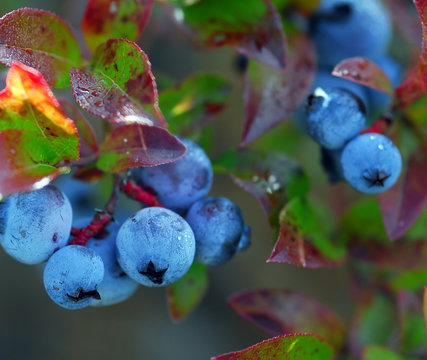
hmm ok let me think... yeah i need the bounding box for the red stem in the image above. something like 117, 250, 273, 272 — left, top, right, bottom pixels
121, 180, 164, 207
69, 174, 121, 246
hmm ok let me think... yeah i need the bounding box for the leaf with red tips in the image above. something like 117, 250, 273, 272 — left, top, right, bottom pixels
395, 0, 427, 107
228, 289, 346, 349
213, 149, 309, 226
268, 197, 345, 268
271, 0, 320, 17
162, 0, 287, 70
0, 62, 79, 164
332, 57, 393, 95
0, 8, 82, 88
0, 129, 66, 198
82, 0, 154, 53
160, 74, 231, 136
378, 146, 427, 241
167, 261, 208, 322
96, 123, 186, 173
211, 334, 334, 360
71, 39, 165, 127
59, 98, 99, 157
241, 34, 315, 145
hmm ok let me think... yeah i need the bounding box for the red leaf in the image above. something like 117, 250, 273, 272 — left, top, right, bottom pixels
241, 34, 315, 145
211, 334, 334, 360
163, 0, 287, 70
71, 39, 165, 127
378, 146, 427, 240
59, 98, 99, 157
0, 8, 82, 88
332, 57, 393, 95
395, 0, 427, 107
228, 289, 346, 349
0, 129, 64, 198
82, 0, 154, 52
96, 123, 186, 173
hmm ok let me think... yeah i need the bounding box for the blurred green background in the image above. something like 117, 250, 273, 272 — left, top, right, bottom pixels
0, 1, 353, 359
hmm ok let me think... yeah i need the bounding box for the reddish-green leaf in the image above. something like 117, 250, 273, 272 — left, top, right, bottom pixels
213, 149, 309, 226
228, 289, 346, 349
362, 345, 408, 360
391, 269, 427, 292
167, 261, 208, 322
82, 0, 154, 53
268, 197, 345, 268
397, 291, 426, 355
71, 39, 165, 127
0, 62, 79, 164
332, 57, 393, 95
395, 0, 427, 107
59, 98, 99, 157
377, 147, 427, 241
163, 0, 287, 70
0, 8, 82, 88
211, 334, 334, 360
96, 123, 186, 173
349, 293, 398, 357
242, 34, 315, 145
159, 74, 230, 136
0, 129, 66, 199
271, 0, 319, 16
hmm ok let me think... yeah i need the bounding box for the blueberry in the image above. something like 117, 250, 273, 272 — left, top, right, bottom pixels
43, 245, 104, 310
84, 222, 139, 307
185, 197, 245, 266
132, 138, 213, 212
305, 87, 366, 149
116, 207, 195, 287
0, 185, 72, 264
340, 133, 402, 194
237, 224, 251, 252
310, 0, 392, 67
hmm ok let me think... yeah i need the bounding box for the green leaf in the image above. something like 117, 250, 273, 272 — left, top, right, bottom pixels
82, 0, 154, 52
211, 334, 334, 360
160, 74, 231, 136
163, 0, 287, 69
167, 261, 208, 322
0, 129, 66, 199
350, 293, 397, 356
0, 62, 79, 165
214, 148, 308, 226
391, 269, 427, 292
268, 197, 345, 268
71, 39, 165, 127
363, 345, 408, 360
0, 8, 82, 88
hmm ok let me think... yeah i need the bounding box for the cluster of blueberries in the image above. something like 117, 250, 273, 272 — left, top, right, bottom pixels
303, 0, 403, 193
0, 138, 250, 309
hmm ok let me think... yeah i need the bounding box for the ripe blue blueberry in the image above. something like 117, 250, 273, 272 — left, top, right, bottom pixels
43, 245, 104, 310
132, 138, 213, 212
340, 133, 402, 194
116, 207, 195, 287
305, 87, 366, 149
0, 185, 72, 264
185, 197, 245, 266
83, 222, 139, 307
310, 0, 392, 67
237, 224, 251, 252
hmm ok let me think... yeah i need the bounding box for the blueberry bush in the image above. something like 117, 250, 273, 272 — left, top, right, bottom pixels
0, 0, 426, 359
